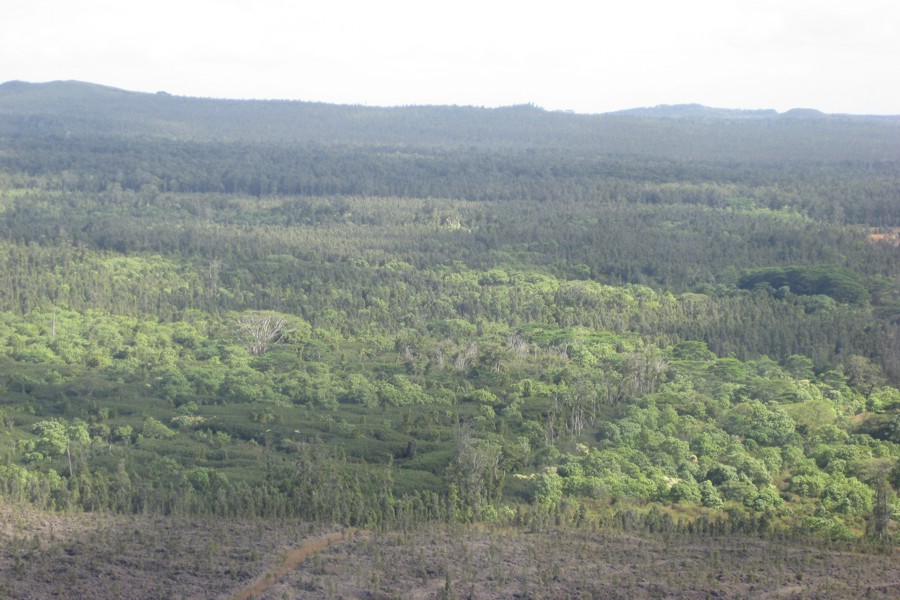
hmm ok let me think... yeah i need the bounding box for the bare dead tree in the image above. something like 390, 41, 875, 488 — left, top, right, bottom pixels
452, 423, 503, 514
236, 312, 292, 355
506, 332, 530, 359
624, 349, 668, 396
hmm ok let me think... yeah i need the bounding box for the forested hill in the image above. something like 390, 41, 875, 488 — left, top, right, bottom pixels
2, 79, 900, 162
2, 76, 900, 562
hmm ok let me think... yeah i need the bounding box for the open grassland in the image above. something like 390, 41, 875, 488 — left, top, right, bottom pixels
1, 505, 896, 599
0, 504, 328, 599
229, 524, 900, 599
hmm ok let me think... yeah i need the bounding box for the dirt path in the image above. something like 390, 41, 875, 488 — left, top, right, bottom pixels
229, 530, 352, 600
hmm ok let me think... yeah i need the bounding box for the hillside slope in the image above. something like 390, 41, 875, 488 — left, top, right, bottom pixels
3, 80, 900, 162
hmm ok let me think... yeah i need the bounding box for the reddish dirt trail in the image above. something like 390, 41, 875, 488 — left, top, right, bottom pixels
229, 530, 350, 600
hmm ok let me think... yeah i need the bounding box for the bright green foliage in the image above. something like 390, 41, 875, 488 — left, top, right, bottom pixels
533, 471, 564, 509
723, 401, 795, 446
668, 479, 702, 504
27, 420, 72, 459
744, 486, 785, 512
0, 95, 898, 541
699, 480, 724, 509
820, 474, 875, 515
141, 416, 176, 440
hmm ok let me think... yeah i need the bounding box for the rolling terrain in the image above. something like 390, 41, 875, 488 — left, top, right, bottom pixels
0, 80, 899, 596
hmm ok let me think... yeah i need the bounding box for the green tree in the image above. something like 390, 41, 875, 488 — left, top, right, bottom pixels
141, 416, 176, 440
27, 419, 90, 477
821, 474, 875, 515
533, 470, 564, 510
699, 479, 724, 509
723, 401, 795, 446
668, 478, 701, 504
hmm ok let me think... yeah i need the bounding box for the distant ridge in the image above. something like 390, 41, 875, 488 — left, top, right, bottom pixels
609, 104, 779, 119
5, 79, 898, 119
2, 80, 899, 163
611, 102, 900, 122
780, 107, 827, 119
0, 79, 143, 103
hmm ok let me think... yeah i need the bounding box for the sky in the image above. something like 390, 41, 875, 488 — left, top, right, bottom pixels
2, 0, 898, 115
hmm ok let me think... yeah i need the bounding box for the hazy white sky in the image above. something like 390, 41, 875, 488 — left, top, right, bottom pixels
2, 0, 898, 114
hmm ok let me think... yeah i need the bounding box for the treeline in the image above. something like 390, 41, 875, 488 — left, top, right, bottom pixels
0, 302, 897, 539
0, 81, 899, 540
738, 266, 870, 304
0, 192, 897, 378
4, 81, 900, 163
4, 136, 900, 226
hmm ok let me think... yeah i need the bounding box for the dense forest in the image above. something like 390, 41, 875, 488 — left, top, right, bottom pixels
1, 81, 899, 596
